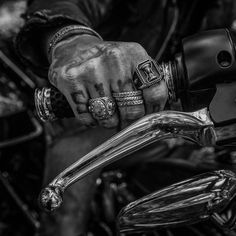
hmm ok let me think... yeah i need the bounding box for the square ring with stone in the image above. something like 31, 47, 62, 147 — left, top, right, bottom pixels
133, 59, 164, 89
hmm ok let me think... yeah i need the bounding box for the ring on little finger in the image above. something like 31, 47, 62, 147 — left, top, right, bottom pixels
88, 97, 116, 120
133, 59, 164, 89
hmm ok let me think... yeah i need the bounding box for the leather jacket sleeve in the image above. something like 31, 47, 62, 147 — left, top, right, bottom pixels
15, 0, 118, 77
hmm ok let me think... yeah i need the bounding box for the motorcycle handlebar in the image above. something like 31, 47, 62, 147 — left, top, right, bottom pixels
35, 28, 236, 122
35, 28, 236, 233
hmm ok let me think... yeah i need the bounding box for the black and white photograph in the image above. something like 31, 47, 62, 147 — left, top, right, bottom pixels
1, 0, 236, 235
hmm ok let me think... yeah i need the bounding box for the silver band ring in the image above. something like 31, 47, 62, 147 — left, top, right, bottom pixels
115, 96, 143, 102
117, 100, 144, 107
112, 91, 142, 98
113, 91, 144, 107
88, 97, 116, 120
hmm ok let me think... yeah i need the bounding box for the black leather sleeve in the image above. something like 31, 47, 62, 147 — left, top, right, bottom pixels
15, 0, 117, 77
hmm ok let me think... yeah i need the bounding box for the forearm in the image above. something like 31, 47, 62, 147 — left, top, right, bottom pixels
15, 0, 118, 77
27, 0, 118, 28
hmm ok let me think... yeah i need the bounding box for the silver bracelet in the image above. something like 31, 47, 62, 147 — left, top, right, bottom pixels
162, 62, 176, 103
47, 25, 103, 60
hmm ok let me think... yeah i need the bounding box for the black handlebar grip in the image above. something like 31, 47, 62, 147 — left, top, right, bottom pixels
175, 28, 236, 111
50, 87, 74, 118
35, 28, 236, 121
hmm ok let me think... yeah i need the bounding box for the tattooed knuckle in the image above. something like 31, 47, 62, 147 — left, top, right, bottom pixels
64, 66, 80, 80
60, 73, 70, 83
89, 59, 100, 70
106, 47, 123, 60
59, 70, 78, 84
81, 59, 98, 75
94, 82, 106, 97
71, 92, 87, 104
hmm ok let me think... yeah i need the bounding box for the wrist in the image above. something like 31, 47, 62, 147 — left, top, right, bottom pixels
54, 34, 101, 51
47, 25, 103, 62
40, 24, 72, 62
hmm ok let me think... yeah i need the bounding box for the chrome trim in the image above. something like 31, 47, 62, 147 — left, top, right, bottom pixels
118, 170, 236, 233
39, 108, 216, 211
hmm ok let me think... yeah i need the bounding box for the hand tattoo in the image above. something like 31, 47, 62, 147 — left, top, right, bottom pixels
94, 83, 105, 97
71, 91, 86, 104
48, 68, 58, 87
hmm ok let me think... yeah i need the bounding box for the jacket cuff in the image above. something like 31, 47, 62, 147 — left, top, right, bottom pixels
15, 9, 91, 78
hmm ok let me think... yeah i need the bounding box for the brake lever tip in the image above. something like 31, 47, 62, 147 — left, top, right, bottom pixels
39, 185, 63, 211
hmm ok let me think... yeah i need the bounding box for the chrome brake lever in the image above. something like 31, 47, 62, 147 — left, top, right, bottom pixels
39, 108, 218, 211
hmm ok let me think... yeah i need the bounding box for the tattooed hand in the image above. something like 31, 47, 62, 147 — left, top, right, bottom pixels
48, 34, 168, 128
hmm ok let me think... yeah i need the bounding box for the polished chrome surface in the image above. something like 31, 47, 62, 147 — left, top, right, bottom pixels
118, 170, 236, 233
39, 108, 216, 211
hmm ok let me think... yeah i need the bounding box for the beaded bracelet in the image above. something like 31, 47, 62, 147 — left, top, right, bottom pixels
47, 25, 103, 60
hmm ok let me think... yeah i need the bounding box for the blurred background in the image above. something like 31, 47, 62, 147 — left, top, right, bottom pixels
1, 0, 236, 236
